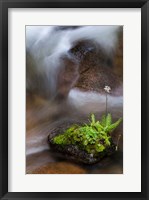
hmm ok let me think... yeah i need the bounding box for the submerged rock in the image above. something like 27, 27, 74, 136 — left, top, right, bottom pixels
48, 121, 116, 164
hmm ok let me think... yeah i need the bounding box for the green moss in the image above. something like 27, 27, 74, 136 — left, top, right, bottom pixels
52, 113, 122, 155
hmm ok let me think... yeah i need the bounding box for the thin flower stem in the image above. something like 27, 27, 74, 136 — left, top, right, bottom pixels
106, 93, 108, 116
104, 85, 111, 116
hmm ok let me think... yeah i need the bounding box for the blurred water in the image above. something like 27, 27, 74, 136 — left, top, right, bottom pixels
26, 26, 119, 98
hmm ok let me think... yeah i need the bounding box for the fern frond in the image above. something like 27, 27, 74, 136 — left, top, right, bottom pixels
101, 115, 106, 127
94, 121, 103, 131
106, 113, 112, 126
107, 118, 122, 133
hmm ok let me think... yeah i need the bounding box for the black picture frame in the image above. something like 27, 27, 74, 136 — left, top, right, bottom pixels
0, 0, 149, 199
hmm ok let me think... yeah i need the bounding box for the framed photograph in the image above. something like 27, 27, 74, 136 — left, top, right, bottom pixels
0, 0, 148, 199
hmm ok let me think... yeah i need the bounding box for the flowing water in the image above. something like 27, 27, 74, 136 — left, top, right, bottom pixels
26, 26, 123, 174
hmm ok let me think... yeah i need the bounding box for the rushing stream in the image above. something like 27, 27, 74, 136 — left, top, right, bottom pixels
26, 26, 123, 174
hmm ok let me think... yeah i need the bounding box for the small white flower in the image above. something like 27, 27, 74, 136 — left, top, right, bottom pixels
104, 86, 111, 93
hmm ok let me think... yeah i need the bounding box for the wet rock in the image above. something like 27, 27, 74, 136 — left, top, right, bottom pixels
56, 31, 123, 99
48, 121, 116, 164
70, 38, 122, 95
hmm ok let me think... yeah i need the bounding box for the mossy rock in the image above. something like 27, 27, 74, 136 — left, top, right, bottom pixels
48, 120, 116, 164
